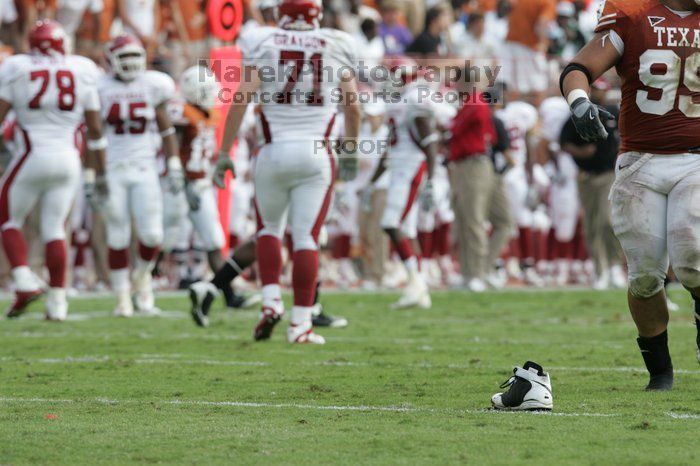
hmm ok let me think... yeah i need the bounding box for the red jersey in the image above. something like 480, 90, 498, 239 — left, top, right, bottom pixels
595, 0, 700, 154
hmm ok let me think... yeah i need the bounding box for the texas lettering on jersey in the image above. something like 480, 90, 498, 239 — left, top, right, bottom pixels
596, 0, 700, 154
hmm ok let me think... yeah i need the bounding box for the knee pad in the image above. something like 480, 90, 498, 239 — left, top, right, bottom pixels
629, 273, 665, 299
139, 230, 163, 248
674, 266, 700, 290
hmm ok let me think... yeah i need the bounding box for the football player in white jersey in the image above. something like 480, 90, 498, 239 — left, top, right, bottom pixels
0, 20, 106, 321
98, 34, 183, 317
495, 97, 543, 286
190, 0, 360, 344
372, 57, 441, 309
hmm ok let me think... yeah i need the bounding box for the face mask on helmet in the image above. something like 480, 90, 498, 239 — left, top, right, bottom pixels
180, 66, 220, 109
112, 51, 146, 81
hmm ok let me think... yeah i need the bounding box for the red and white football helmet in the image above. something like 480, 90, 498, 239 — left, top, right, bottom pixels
278, 0, 323, 30
106, 34, 146, 81
29, 20, 67, 56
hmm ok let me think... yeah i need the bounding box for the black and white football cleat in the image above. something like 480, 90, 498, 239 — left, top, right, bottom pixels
491, 361, 553, 411
189, 281, 218, 327
311, 304, 348, 328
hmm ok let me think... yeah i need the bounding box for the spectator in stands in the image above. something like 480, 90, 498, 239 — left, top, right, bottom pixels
338, 0, 381, 35
116, 0, 159, 56
548, 1, 586, 61
455, 11, 499, 61
483, 0, 510, 44
448, 72, 512, 291
405, 2, 451, 57
559, 79, 623, 290
356, 18, 385, 71
378, 0, 413, 55
56, 0, 103, 55
503, 0, 556, 102
0, 0, 18, 50
19, 0, 56, 52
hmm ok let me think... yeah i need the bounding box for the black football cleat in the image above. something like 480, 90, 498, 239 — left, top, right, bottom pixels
189, 281, 218, 327
311, 304, 348, 328
645, 372, 674, 392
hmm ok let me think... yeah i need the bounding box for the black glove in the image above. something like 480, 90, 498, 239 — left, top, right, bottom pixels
570, 97, 615, 142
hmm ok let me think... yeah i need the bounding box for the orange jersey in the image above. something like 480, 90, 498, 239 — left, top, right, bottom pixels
505, 0, 556, 49
176, 103, 220, 180
596, 0, 700, 154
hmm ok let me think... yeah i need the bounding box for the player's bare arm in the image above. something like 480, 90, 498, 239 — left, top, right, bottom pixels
338, 71, 361, 181
156, 102, 184, 193
213, 65, 262, 189
83, 109, 109, 205
561, 32, 621, 141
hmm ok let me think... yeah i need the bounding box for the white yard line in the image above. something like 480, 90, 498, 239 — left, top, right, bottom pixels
2, 354, 700, 375
0, 396, 621, 417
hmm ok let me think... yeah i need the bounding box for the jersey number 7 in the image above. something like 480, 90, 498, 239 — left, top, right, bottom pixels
275, 50, 323, 106
29, 69, 76, 111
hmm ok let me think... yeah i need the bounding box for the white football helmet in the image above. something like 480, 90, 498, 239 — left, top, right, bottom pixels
106, 34, 146, 81
180, 65, 220, 109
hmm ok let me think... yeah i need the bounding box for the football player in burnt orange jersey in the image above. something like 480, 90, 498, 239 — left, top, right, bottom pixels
561, 0, 700, 391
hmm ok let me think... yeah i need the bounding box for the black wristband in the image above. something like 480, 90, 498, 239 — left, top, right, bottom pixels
559, 62, 593, 96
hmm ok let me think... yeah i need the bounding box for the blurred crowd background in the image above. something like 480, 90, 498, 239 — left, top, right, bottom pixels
0, 1, 641, 300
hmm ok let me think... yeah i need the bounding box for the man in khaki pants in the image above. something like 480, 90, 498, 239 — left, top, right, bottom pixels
559, 80, 623, 289
449, 88, 512, 291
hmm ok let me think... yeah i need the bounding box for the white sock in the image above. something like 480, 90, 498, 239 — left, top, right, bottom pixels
48, 287, 66, 302
110, 268, 130, 293
262, 284, 281, 302
403, 256, 418, 278
12, 266, 35, 291
290, 305, 312, 326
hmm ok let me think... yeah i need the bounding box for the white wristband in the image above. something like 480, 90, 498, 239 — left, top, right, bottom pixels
167, 156, 183, 171
566, 89, 589, 107
160, 127, 176, 138
86, 136, 108, 151
83, 168, 96, 183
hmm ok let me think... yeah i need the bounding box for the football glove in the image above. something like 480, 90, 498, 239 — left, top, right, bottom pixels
419, 179, 434, 212
570, 97, 615, 142
85, 175, 109, 210
185, 183, 201, 211
167, 157, 185, 194
213, 150, 236, 189
337, 142, 358, 182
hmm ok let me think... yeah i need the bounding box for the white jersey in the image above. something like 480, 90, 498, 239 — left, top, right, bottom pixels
496, 101, 538, 166
0, 54, 100, 155
539, 96, 571, 149
239, 26, 357, 142
98, 71, 175, 166
385, 83, 440, 168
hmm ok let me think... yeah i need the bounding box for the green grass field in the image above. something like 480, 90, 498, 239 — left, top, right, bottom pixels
1, 288, 699, 465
